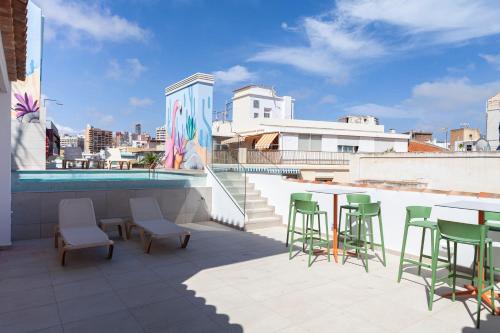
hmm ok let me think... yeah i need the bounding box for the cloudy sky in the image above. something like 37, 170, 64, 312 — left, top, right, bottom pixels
37, 0, 500, 138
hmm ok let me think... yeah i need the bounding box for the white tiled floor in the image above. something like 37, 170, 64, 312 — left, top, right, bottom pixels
0, 221, 499, 333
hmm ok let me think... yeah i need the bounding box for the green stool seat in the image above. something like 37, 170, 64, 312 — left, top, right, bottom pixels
429, 219, 495, 329
397, 206, 451, 283
286, 193, 313, 248
289, 199, 331, 267
338, 194, 371, 248
342, 201, 385, 272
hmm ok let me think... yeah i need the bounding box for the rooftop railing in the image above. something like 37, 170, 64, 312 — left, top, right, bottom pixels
246, 149, 349, 165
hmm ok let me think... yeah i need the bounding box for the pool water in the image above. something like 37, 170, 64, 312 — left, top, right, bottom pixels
12, 170, 207, 192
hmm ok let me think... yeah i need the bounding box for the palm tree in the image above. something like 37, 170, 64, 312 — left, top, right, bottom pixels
141, 152, 158, 167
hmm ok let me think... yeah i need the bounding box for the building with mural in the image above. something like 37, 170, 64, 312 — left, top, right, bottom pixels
10, 1, 45, 170
164, 73, 214, 169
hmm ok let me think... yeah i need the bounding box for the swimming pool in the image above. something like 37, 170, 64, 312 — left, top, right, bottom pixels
12, 170, 207, 192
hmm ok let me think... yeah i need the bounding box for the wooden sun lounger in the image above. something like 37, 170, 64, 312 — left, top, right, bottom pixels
128, 197, 190, 253
56, 198, 114, 265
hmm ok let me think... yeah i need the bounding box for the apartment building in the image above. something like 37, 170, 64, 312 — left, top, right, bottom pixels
60, 134, 84, 150
84, 125, 113, 153
213, 85, 409, 154
486, 92, 500, 150
156, 126, 166, 141
450, 127, 481, 151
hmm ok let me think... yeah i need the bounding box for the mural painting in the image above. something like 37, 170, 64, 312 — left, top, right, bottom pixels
165, 75, 213, 169
11, 2, 43, 123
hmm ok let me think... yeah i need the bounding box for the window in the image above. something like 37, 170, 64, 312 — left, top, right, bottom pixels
253, 100, 260, 108
337, 145, 359, 153
298, 134, 322, 151
253, 112, 259, 118
264, 108, 271, 118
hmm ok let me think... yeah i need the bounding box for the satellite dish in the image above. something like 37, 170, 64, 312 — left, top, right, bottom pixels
475, 138, 491, 152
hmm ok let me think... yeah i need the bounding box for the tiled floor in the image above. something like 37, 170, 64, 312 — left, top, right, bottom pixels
0, 221, 499, 333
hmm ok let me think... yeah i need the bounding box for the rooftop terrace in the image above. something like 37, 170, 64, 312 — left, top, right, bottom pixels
1, 221, 499, 332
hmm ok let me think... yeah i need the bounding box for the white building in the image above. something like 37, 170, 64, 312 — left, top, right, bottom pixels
156, 126, 166, 141
231, 85, 294, 128
486, 92, 500, 150
213, 85, 409, 154
60, 134, 84, 149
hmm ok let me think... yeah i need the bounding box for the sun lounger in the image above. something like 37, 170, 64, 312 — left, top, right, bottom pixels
128, 197, 190, 253
106, 148, 132, 169
56, 198, 114, 265
62, 147, 88, 169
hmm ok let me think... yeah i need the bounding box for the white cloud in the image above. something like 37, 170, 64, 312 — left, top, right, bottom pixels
480, 53, 500, 70
281, 22, 298, 32
213, 65, 257, 86
106, 58, 147, 81
55, 123, 81, 135
345, 77, 500, 129
37, 0, 149, 43
338, 0, 500, 44
318, 94, 337, 105
129, 97, 154, 107
251, 1, 500, 80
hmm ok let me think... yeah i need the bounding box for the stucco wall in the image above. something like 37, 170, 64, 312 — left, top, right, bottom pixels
349, 152, 500, 193
0, 36, 11, 246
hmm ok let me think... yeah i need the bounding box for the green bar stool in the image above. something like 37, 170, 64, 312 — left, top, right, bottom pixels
339, 194, 371, 248
286, 193, 313, 248
288, 199, 331, 267
397, 206, 451, 283
342, 201, 386, 272
471, 212, 500, 285
429, 219, 495, 328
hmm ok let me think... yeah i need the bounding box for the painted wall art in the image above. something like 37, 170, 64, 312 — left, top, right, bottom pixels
165, 77, 213, 169
11, 2, 43, 123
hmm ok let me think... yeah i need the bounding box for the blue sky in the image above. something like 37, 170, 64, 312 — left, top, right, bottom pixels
37, 0, 500, 139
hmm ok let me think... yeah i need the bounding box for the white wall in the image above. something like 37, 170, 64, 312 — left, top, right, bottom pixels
280, 133, 298, 150
247, 174, 500, 269
0, 37, 11, 246
350, 152, 500, 193
11, 122, 46, 170
206, 167, 245, 229
321, 135, 337, 152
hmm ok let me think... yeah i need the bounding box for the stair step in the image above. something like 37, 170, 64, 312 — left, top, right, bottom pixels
243, 199, 269, 209
245, 207, 275, 219
245, 216, 283, 230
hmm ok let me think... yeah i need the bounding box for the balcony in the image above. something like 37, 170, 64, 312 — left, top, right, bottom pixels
212, 149, 349, 166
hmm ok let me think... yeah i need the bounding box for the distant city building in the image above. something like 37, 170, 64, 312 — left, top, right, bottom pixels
404, 131, 433, 143
156, 126, 166, 141
213, 85, 409, 157
137, 133, 151, 142
134, 123, 142, 135
232, 85, 294, 122
450, 127, 481, 151
84, 125, 113, 153
60, 134, 84, 150
486, 92, 500, 150
45, 121, 60, 158
338, 115, 379, 125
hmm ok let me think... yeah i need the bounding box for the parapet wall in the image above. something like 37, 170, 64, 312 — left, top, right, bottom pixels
348, 152, 500, 194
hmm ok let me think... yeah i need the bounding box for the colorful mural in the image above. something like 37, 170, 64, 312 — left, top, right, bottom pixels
11, 2, 43, 123
165, 75, 213, 170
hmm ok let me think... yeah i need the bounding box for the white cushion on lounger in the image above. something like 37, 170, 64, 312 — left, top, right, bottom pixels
60, 226, 110, 247
136, 219, 188, 237
130, 197, 164, 222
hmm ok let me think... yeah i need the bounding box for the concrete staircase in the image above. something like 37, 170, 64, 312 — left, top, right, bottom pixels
215, 172, 282, 230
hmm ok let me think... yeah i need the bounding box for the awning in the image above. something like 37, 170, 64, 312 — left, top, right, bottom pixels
221, 136, 245, 145
255, 132, 279, 150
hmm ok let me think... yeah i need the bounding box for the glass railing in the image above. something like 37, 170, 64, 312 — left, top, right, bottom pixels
210, 144, 247, 216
